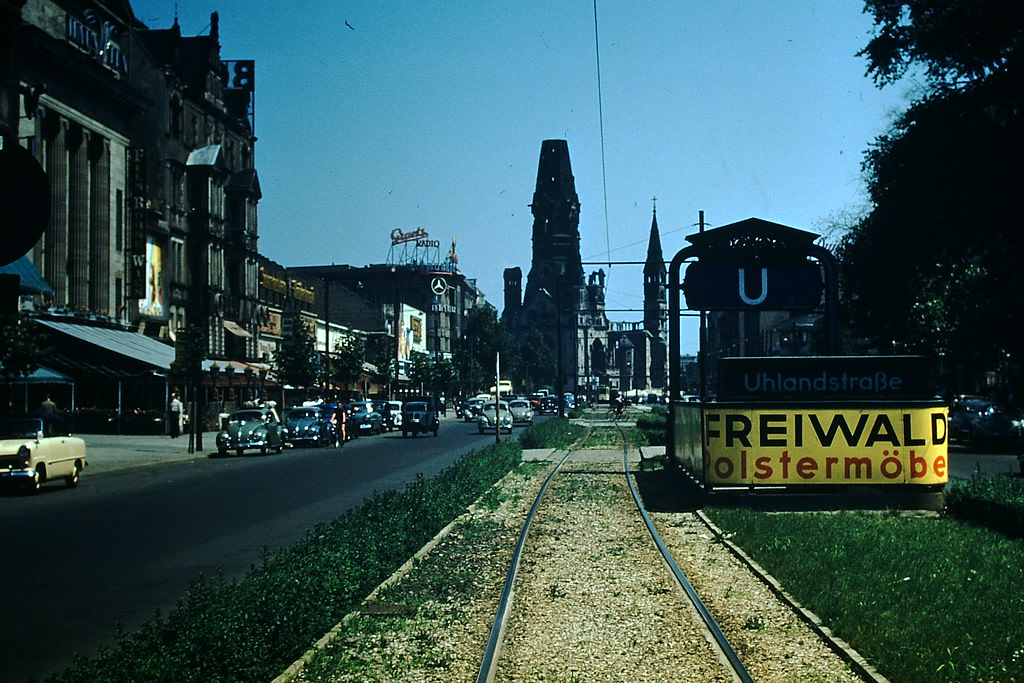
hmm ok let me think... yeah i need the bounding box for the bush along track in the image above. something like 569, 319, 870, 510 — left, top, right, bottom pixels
47, 441, 522, 683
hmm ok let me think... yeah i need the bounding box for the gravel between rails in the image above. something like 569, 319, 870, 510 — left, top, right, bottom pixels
286, 449, 869, 682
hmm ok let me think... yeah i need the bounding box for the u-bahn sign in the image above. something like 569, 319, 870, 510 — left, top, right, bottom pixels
716, 356, 935, 402
683, 262, 821, 310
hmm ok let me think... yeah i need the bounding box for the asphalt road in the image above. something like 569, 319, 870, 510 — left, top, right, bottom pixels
0, 415, 501, 683
948, 442, 1022, 481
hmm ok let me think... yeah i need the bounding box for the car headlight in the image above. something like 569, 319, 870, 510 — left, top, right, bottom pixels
17, 445, 30, 467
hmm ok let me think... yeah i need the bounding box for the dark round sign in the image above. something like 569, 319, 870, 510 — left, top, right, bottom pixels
0, 143, 50, 266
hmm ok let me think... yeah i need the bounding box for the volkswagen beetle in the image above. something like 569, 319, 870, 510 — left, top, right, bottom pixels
215, 406, 284, 456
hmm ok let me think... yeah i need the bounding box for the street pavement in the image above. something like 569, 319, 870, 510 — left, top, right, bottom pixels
81, 431, 220, 474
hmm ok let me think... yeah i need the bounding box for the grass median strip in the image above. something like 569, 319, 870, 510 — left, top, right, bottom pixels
707, 503, 1024, 681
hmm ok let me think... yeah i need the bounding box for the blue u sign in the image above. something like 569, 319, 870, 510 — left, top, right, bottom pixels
683, 262, 821, 310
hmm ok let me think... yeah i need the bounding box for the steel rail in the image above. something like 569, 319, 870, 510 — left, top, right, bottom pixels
620, 426, 755, 683
474, 433, 583, 683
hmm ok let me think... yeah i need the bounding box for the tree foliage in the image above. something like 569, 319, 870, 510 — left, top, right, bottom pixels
452, 303, 512, 394
273, 319, 320, 389
838, 0, 1023, 397
859, 0, 1023, 88
0, 314, 48, 412
0, 313, 46, 380
511, 328, 556, 393
331, 334, 365, 388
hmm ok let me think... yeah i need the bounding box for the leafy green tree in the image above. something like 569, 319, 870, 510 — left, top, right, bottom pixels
0, 313, 48, 412
511, 328, 556, 393
408, 353, 459, 400
453, 303, 512, 395
331, 334, 366, 389
838, 0, 1023, 398
274, 319, 320, 388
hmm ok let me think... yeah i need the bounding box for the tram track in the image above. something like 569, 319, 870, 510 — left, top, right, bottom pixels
287, 418, 871, 682
477, 423, 754, 682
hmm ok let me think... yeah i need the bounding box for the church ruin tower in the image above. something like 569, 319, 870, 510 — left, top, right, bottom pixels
644, 206, 667, 338
522, 140, 585, 310
643, 206, 668, 388
503, 140, 593, 396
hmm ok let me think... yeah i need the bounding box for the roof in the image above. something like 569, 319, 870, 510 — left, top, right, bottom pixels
36, 319, 175, 370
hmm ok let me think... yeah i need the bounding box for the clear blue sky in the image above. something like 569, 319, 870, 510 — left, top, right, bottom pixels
131, 0, 912, 354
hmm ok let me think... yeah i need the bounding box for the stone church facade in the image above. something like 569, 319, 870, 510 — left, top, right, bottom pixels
503, 139, 667, 400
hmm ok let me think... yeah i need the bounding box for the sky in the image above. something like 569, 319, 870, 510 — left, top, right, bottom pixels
131, 0, 913, 355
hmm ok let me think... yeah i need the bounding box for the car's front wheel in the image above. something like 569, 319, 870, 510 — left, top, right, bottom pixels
65, 462, 81, 488
30, 466, 44, 493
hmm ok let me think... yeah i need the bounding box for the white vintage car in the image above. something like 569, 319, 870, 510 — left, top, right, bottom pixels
0, 415, 87, 492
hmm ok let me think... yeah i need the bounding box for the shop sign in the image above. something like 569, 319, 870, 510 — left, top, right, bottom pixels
705, 406, 949, 485
66, 11, 128, 77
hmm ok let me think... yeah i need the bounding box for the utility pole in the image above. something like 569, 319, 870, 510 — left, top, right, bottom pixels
495, 351, 501, 444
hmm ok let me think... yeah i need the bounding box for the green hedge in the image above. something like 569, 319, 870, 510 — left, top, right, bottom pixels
518, 417, 585, 450
944, 471, 1024, 538
50, 441, 522, 682
635, 407, 667, 446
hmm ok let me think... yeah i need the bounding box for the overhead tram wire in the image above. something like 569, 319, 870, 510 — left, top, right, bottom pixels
593, 0, 611, 269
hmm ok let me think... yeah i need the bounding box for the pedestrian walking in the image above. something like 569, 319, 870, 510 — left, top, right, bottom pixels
169, 392, 183, 438
39, 394, 57, 413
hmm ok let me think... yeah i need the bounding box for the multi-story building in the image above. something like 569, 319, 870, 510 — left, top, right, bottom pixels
4, 1, 261, 416
131, 11, 261, 359
4, 0, 487, 416
289, 241, 485, 387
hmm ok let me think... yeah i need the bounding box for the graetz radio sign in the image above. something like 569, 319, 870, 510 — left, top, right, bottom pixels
683, 262, 820, 310
391, 227, 440, 249
705, 406, 949, 486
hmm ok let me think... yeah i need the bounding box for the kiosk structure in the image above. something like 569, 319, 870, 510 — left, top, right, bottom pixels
666, 218, 947, 502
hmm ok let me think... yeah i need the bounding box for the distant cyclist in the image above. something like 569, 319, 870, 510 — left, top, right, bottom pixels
611, 395, 624, 418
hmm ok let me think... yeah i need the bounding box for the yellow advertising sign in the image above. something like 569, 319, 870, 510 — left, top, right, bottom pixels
705, 406, 949, 485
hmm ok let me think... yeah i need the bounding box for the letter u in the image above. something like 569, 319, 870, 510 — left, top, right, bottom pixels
738, 268, 768, 306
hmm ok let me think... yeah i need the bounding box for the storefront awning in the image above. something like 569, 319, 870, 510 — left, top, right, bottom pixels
36, 319, 175, 370
223, 319, 252, 338
0, 256, 53, 295
0, 364, 74, 384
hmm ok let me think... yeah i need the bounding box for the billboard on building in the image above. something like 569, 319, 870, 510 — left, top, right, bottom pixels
138, 236, 164, 317
398, 304, 427, 362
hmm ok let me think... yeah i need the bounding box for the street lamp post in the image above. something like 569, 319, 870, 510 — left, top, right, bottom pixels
209, 362, 221, 412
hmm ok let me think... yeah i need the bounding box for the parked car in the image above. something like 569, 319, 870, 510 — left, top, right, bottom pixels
402, 400, 439, 437
0, 414, 87, 492
478, 400, 513, 434
346, 401, 383, 435
282, 406, 334, 448
948, 397, 994, 443
373, 400, 404, 432
215, 406, 284, 456
508, 398, 535, 426
970, 412, 1022, 452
